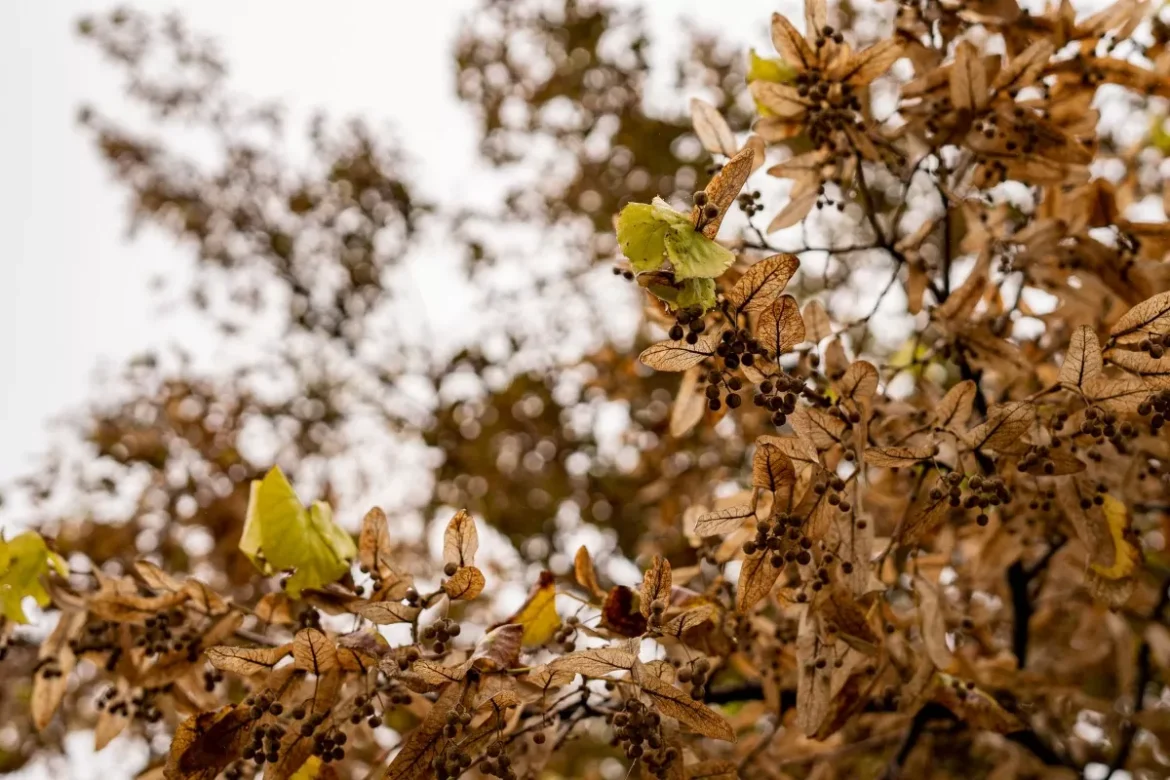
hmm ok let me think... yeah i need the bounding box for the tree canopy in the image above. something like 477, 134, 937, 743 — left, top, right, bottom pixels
6, 0, 1170, 777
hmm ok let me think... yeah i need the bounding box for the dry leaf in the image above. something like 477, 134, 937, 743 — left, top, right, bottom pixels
442, 509, 478, 568
207, 644, 293, 676
573, 546, 606, 598
690, 98, 737, 158
670, 367, 707, 437
640, 554, 673, 618
694, 506, 755, 537
726, 254, 800, 314
639, 335, 718, 372
292, 628, 338, 675
442, 566, 486, 601
1110, 291, 1170, 345
1059, 325, 1103, 389
757, 295, 805, 355
635, 668, 736, 741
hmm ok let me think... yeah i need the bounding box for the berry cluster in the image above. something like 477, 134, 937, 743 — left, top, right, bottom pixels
676, 657, 712, 700
611, 700, 678, 778
699, 369, 742, 411
713, 328, 765, 371
136, 609, 197, 659
736, 189, 764, 217
742, 512, 812, 568
245, 690, 282, 720
647, 598, 667, 630
310, 726, 348, 763
480, 740, 516, 779
668, 307, 707, 345
347, 693, 382, 727
553, 614, 580, 651
393, 645, 423, 671
1138, 390, 1170, 433
243, 723, 287, 766
754, 374, 823, 427
691, 190, 720, 232
297, 608, 322, 631
201, 666, 225, 692
421, 617, 461, 654
931, 472, 1010, 526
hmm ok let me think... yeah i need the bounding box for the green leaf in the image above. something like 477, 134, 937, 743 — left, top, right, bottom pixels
676, 278, 717, 311
240, 467, 357, 597
617, 199, 690, 274
747, 49, 797, 85
665, 229, 735, 280
0, 531, 67, 623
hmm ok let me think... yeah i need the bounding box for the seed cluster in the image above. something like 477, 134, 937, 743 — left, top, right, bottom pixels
676, 656, 712, 700
481, 739, 517, 779
1138, 390, 1170, 433
610, 699, 678, 778
421, 617, 461, 654
553, 614, 580, 651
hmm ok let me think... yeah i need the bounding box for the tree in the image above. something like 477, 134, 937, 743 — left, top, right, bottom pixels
4, 0, 1170, 777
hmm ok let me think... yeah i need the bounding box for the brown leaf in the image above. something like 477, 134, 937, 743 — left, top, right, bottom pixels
935, 380, 976, 431
1110, 291, 1170, 345
670, 367, 706, 437
89, 590, 189, 624
442, 509, 478, 568
639, 335, 717, 372
442, 566, 486, 601
932, 673, 1023, 734
412, 658, 473, 685
133, 560, 183, 592
640, 555, 672, 618
95, 681, 133, 750
292, 628, 338, 675
686, 760, 739, 779
838, 360, 879, 406
255, 592, 294, 625
736, 549, 782, 614
767, 189, 817, 233
694, 506, 755, 537
795, 624, 833, 737
32, 610, 84, 731
789, 407, 846, 450
842, 40, 902, 86
358, 506, 393, 575
550, 643, 639, 677
659, 605, 715, 638
690, 98, 737, 158
935, 248, 991, 322
635, 668, 736, 741
207, 644, 293, 676
752, 441, 796, 500
770, 12, 815, 69
950, 40, 988, 112
380, 681, 468, 780
756, 295, 805, 355
757, 434, 821, 470
692, 146, 755, 239
354, 600, 421, 625
1059, 325, 1103, 389
471, 623, 525, 671
801, 299, 833, 343
726, 254, 800, 314
965, 402, 1035, 453
902, 479, 952, 546
166, 705, 254, 780
915, 576, 954, 670
1106, 348, 1170, 388
601, 586, 648, 637
863, 446, 934, 468
573, 546, 606, 598
1085, 374, 1151, 412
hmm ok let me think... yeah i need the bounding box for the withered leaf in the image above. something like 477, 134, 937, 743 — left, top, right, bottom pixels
640, 555, 672, 618
752, 442, 796, 500
1084, 374, 1150, 412
770, 12, 815, 69
965, 402, 1034, 453
915, 576, 954, 670
935, 379, 976, 431
757, 294, 805, 355
89, 590, 189, 624
95, 682, 133, 750
863, 446, 934, 468
1060, 325, 1103, 390
789, 407, 846, 450
442, 566, 486, 601
207, 644, 293, 676
694, 506, 755, 537
133, 560, 183, 592
726, 254, 800, 314
735, 549, 781, 614
442, 509, 478, 568
801, 299, 833, 343
902, 479, 952, 546
670, 367, 706, 437
354, 600, 421, 625
380, 681, 467, 780
600, 586, 648, 637
412, 658, 473, 685
685, 760, 739, 779
950, 40, 988, 113
659, 605, 715, 638
767, 189, 817, 233
32, 609, 84, 731
635, 669, 735, 741
573, 546, 606, 598
358, 506, 393, 575
166, 705, 254, 780
639, 335, 718, 372
550, 644, 639, 677
471, 623, 524, 671
689, 98, 737, 158
1110, 291, 1170, 345
292, 628, 338, 675
1106, 348, 1170, 388
500, 570, 560, 647
692, 145, 755, 239
838, 360, 879, 406
932, 673, 1023, 734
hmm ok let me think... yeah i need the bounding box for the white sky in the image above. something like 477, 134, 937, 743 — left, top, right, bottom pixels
0, 0, 785, 492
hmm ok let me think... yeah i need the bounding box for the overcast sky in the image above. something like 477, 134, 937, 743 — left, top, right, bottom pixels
0, 0, 788, 495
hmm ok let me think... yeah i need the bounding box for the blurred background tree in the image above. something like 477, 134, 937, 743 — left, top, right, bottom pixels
1, 0, 773, 773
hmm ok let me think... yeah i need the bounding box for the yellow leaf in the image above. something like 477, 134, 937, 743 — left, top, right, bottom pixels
502, 570, 560, 648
